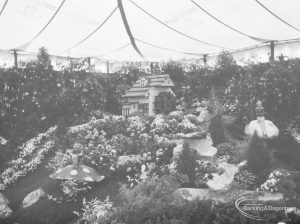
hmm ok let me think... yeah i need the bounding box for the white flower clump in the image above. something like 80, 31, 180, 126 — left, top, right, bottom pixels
260, 170, 291, 192
139, 133, 151, 143
116, 155, 144, 168
19, 126, 56, 157
70, 115, 125, 134
128, 116, 145, 134
172, 144, 184, 161
151, 114, 169, 134
154, 135, 173, 148
178, 117, 196, 132
0, 136, 8, 145
169, 111, 184, 120
237, 160, 247, 168
197, 108, 208, 122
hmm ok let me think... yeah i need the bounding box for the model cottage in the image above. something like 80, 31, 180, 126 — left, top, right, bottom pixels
122, 74, 176, 117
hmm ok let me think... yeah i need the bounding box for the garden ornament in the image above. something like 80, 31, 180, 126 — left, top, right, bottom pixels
245, 100, 279, 139
49, 145, 104, 182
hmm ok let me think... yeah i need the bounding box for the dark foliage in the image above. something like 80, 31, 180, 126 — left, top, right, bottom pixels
161, 61, 185, 86
224, 59, 300, 128
103, 175, 285, 224
246, 133, 271, 179
208, 113, 227, 146
270, 130, 300, 170
176, 141, 197, 187
0, 49, 142, 162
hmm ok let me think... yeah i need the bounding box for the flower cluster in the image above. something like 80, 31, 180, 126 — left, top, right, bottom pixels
116, 155, 144, 169
65, 118, 120, 175
47, 150, 72, 170
169, 111, 184, 121
260, 170, 293, 193
116, 155, 144, 186
150, 112, 203, 136
19, 126, 56, 158
154, 135, 174, 148
195, 160, 224, 187
69, 115, 127, 138
151, 114, 169, 135
74, 197, 113, 224
178, 117, 197, 133
233, 169, 257, 190
127, 116, 147, 137
61, 180, 91, 200
0, 137, 8, 146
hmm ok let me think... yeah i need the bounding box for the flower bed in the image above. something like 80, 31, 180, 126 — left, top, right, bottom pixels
0, 126, 56, 190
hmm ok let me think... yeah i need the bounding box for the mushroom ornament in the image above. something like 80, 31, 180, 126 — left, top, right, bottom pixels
49, 164, 105, 182
245, 101, 279, 139
50, 145, 104, 182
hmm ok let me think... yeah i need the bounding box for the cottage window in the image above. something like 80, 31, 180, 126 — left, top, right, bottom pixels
123, 109, 130, 116
139, 103, 148, 114
141, 79, 146, 86
143, 105, 148, 114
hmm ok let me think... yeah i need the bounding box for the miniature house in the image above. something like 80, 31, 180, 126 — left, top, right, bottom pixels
122, 74, 176, 117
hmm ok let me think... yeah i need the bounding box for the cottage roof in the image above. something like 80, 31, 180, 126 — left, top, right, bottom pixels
123, 74, 174, 98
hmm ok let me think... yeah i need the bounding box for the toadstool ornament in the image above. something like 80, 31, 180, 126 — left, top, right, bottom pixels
245, 101, 279, 139
49, 164, 105, 182
49, 148, 104, 182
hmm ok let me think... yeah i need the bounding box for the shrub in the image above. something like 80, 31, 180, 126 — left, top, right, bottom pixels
233, 169, 257, 190
61, 180, 91, 200
195, 160, 224, 188
216, 142, 234, 158
175, 142, 197, 187
74, 197, 113, 224
260, 170, 296, 196
246, 133, 271, 178
271, 130, 299, 169
94, 175, 285, 224
208, 113, 226, 146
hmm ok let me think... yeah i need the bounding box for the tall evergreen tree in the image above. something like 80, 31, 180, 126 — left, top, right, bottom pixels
208, 113, 226, 146
246, 132, 270, 176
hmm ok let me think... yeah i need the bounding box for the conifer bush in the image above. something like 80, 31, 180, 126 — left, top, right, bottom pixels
246, 132, 271, 178
208, 113, 227, 146
176, 141, 197, 187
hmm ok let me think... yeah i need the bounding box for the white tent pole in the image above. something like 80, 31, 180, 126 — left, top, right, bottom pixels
106, 61, 110, 74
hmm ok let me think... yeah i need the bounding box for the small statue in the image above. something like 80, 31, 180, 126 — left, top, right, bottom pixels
245, 100, 279, 139
255, 100, 267, 137
68, 143, 83, 169
255, 100, 265, 118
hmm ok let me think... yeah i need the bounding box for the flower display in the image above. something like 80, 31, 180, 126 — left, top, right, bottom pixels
151, 114, 169, 135
0, 126, 57, 190
260, 170, 294, 193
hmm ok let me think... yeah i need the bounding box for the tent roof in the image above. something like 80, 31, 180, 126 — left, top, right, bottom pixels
0, 0, 300, 63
